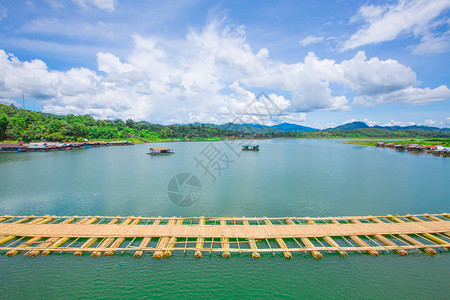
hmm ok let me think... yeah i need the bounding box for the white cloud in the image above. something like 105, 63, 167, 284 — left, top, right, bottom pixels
73, 0, 117, 12
423, 119, 447, 128
343, 0, 450, 52
0, 21, 448, 124
411, 31, 450, 55
44, 0, 64, 10
300, 36, 324, 46
0, 98, 19, 107
0, 6, 7, 21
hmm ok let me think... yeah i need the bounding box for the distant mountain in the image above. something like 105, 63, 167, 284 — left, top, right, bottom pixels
326, 121, 370, 131
213, 122, 319, 133
271, 122, 319, 132
205, 121, 449, 134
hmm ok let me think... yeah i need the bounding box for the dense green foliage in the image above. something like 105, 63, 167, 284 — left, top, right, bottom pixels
344, 139, 450, 147
0, 104, 240, 142
269, 128, 450, 139
1, 103, 449, 143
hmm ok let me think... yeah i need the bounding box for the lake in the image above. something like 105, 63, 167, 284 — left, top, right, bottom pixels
1, 139, 449, 298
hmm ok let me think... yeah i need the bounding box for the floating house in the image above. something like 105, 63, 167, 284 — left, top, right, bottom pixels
242, 145, 260, 151
394, 144, 407, 150
407, 144, 425, 152
0, 143, 29, 152
147, 147, 174, 156
385, 143, 396, 148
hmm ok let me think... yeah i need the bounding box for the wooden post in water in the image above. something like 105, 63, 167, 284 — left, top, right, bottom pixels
195, 217, 205, 258
220, 219, 231, 258
285, 218, 322, 259
134, 217, 161, 258
264, 218, 292, 258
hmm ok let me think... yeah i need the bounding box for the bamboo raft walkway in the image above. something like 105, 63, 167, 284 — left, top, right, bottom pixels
0, 213, 449, 259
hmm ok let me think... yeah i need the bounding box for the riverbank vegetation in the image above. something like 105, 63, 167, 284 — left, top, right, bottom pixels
0, 104, 240, 142
1, 103, 449, 143
343, 139, 450, 147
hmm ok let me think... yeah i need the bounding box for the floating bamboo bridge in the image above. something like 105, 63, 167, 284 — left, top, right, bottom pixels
0, 214, 449, 259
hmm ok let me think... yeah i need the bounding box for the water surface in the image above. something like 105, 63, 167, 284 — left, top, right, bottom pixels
1, 139, 449, 298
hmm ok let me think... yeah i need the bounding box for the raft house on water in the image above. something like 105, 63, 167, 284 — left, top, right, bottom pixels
147, 147, 174, 156
242, 145, 260, 151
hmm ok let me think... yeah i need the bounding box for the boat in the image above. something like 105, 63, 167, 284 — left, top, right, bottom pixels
147, 147, 174, 156
242, 145, 260, 151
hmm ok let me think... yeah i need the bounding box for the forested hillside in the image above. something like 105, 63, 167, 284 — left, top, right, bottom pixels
0, 104, 239, 142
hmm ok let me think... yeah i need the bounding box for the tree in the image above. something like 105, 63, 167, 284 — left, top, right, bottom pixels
126, 119, 135, 128
0, 112, 8, 140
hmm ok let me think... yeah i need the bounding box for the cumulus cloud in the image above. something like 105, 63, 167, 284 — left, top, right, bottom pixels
343, 0, 450, 52
300, 35, 324, 46
423, 119, 448, 128
0, 20, 449, 124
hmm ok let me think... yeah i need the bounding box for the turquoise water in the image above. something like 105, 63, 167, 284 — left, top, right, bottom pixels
1, 139, 449, 298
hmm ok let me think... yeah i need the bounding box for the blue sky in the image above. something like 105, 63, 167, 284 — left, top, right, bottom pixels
0, 0, 449, 128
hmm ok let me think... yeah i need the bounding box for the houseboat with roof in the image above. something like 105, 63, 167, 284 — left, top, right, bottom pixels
147, 147, 174, 156
242, 145, 260, 151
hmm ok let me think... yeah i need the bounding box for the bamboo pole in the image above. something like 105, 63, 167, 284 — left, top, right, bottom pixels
164, 218, 183, 258
243, 220, 260, 258
0, 217, 32, 246
285, 217, 322, 259
406, 215, 450, 249
387, 215, 436, 255
92, 217, 130, 257
353, 218, 408, 255
104, 218, 140, 256
153, 217, 176, 259
423, 214, 450, 238
306, 218, 347, 257
264, 218, 291, 258
26, 217, 77, 257
134, 218, 161, 257
5, 217, 53, 256
330, 219, 379, 256
41, 217, 97, 256
195, 217, 205, 258
220, 219, 231, 258
73, 217, 119, 256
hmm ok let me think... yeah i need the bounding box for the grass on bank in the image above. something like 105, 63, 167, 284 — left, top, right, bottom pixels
343, 138, 450, 147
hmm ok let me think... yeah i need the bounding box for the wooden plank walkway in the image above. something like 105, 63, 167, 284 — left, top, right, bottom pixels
0, 214, 449, 258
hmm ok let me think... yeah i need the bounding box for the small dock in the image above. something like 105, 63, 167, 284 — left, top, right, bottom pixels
0, 214, 449, 259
